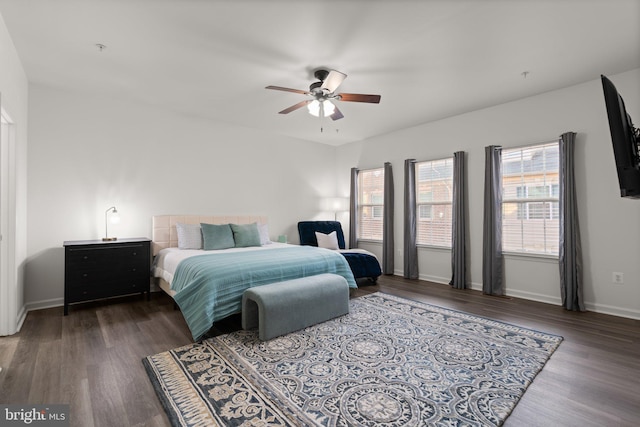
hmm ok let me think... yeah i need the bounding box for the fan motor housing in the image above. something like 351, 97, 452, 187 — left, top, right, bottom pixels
309, 81, 323, 92
314, 69, 329, 81
309, 69, 331, 94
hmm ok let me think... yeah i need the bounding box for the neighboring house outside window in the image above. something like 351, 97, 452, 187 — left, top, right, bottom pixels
416, 157, 454, 247
357, 167, 384, 241
502, 142, 559, 256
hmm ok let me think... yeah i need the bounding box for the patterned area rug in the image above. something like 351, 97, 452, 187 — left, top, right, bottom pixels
143, 292, 562, 426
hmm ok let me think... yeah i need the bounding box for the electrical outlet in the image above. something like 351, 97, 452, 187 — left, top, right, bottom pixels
612, 272, 624, 284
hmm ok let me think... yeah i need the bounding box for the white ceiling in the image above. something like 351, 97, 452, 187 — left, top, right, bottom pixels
1, 0, 639, 146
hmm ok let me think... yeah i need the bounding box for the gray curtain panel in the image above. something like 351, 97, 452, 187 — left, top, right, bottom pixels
403, 159, 419, 279
482, 145, 503, 295
349, 167, 358, 249
383, 162, 394, 275
559, 132, 585, 311
450, 151, 467, 289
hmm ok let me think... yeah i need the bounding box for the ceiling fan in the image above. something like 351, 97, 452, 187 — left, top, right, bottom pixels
266, 69, 381, 121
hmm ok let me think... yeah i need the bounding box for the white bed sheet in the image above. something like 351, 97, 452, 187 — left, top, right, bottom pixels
152, 242, 292, 286
152, 243, 379, 288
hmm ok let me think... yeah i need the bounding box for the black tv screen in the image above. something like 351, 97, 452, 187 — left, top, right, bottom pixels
601, 75, 640, 198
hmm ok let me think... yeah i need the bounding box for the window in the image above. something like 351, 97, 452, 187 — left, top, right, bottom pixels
357, 168, 384, 240
502, 142, 559, 255
416, 158, 453, 247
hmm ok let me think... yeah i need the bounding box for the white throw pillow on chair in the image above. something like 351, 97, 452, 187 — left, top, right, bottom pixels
315, 231, 339, 250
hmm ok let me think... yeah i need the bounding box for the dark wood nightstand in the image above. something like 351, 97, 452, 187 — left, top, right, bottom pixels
63, 238, 151, 315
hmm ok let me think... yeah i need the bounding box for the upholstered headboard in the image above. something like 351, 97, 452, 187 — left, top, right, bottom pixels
152, 215, 268, 256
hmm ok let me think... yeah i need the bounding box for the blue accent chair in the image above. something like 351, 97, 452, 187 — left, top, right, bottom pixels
297, 221, 381, 282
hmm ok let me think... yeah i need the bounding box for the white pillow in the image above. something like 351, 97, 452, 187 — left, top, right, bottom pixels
176, 223, 203, 249
315, 231, 339, 250
258, 223, 271, 245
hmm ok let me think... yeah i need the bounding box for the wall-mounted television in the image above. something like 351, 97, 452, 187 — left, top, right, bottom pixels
601, 75, 640, 198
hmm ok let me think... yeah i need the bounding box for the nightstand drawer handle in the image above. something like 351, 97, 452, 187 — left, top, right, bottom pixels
82, 273, 88, 278
83, 256, 89, 260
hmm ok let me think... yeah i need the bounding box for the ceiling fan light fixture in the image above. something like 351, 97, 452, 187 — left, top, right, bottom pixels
323, 100, 336, 116
307, 100, 320, 117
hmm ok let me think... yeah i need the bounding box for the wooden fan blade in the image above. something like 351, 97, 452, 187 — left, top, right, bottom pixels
266, 85, 309, 95
330, 106, 344, 121
338, 93, 381, 103
278, 100, 312, 114
321, 70, 347, 93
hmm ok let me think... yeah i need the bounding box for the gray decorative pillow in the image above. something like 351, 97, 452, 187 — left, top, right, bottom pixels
176, 223, 203, 249
200, 223, 235, 250
231, 223, 261, 248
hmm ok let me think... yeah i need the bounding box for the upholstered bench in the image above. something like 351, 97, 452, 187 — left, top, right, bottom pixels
242, 273, 350, 341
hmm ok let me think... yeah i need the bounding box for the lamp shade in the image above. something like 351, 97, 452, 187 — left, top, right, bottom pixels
323, 100, 336, 116
323, 197, 349, 212
103, 206, 119, 241
110, 210, 121, 224
307, 100, 320, 117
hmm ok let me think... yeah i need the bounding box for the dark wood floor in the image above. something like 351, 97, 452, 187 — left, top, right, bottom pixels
1, 276, 638, 427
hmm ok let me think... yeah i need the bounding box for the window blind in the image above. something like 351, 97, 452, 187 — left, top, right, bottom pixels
502, 142, 559, 255
416, 157, 453, 247
357, 168, 384, 240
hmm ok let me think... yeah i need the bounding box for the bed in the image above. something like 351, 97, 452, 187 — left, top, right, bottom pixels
151, 215, 357, 341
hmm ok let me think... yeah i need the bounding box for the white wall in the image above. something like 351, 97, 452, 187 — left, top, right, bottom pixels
338, 69, 640, 319
25, 85, 340, 309
0, 12, 28, 334
21, 59, 640, 320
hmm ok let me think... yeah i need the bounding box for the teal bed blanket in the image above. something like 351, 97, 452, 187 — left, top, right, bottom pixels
171, 246, 357, 340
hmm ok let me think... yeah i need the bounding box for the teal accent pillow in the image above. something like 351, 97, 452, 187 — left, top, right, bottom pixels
231, 223, 261, 248
200, 223, 235, 250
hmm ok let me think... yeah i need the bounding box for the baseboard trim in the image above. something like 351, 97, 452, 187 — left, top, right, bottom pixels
469, 281, 640, 319
390, 273, 639, 320
25, 297, 64, 312
21, 277, 640, 322
583, 302, 640, 320
16, 305, 27, 333
504, 288, 562, 306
